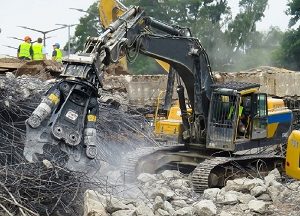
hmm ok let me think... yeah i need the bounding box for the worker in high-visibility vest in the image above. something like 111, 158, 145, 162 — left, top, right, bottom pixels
227, 102, 246, 135
52, 43, 63, 63
227, 105, 244, 120
32, 38, 46, 60
17, 36, 33, 60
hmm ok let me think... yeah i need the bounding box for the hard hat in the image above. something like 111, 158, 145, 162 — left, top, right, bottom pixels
53, 43, 60, 48
24, 36, 32, 41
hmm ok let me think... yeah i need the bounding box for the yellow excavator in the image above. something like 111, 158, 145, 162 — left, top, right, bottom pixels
99, 0, 300, 183
286, 131, 300, 179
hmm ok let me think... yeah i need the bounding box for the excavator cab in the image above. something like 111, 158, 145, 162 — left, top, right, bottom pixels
206, 82, 280, 152
206, 88, 241, 151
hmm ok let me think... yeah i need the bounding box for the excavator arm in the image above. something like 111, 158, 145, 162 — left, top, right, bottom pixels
24, 6, 213, 171
104, 13, 214, 143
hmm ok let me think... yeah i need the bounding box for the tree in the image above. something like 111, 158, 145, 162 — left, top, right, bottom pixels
273, 29, 300, 70
69, 2, 101, 52
122, 0, 231, 71
273, 0, 300, 70
184, 0, 231, 70
122, 0, 176, 24
226, 0, 268, 53
232, 27, 283, 70
123, 0, 272, 71
287, 0, 300, 27
127, 55, 165, 75
70, 0, 274, 73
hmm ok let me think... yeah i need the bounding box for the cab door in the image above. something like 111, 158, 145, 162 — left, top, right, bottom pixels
251, 93, 268, 139
206, 91, 239, 151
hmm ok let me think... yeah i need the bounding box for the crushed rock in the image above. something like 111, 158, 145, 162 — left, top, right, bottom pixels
84, 169, 300, 216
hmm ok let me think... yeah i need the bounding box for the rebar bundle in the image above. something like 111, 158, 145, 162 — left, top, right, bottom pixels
0, 74, 157, 215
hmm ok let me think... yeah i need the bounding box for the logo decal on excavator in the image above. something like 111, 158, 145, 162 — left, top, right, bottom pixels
66, 110, 78, 121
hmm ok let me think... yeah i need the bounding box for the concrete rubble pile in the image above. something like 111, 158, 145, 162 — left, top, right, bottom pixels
0, 73, 86, 215
0, 71, 157, 164
0, 72, 158, 215
85, 169, 300, 216
0, 58, 63, 79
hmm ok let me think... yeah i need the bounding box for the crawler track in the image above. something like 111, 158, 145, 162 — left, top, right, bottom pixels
121, 145, 185, 181
192, 157, 230, 193
122, 146, 285, 193
121, 147, 162, 182
192, 154, 285, 193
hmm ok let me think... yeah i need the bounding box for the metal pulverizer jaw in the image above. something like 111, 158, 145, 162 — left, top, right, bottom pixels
24, 6, 144, 171
24, 52, 104, 172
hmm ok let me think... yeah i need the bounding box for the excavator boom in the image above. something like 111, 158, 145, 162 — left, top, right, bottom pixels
99, 0, 127, 28
99, 0, 170, 73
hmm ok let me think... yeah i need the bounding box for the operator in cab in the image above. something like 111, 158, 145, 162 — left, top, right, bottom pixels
227, 100, 246, 136
17, 36, 33, 60
52, 43, 63, 63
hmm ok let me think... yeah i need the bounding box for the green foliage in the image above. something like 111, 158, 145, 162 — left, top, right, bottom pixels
184, 1, 231, 70
70, 0, 288, 73
287, 0, 300, 27
273, 0, 300, 70
122, 0, 178, 24
128, 56, 165, 75
122, 0, 232, 71
69, 1, 101, 52
122, 0, 274, 72
226, 0, 268, 53
227, 27, 283, 71
273, 29, 300, 70
122, 0, 230, 25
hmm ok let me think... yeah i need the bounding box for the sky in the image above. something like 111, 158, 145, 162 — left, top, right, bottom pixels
0, 0, 291, 57
228, 0, 290, 31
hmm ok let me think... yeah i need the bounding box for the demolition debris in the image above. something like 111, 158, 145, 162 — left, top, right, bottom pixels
84, 169, 300, 216
1, 65, 300, 215
0, 72, 158, 215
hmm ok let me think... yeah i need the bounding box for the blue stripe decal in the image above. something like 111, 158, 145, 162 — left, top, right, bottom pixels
268, 112, 292, 124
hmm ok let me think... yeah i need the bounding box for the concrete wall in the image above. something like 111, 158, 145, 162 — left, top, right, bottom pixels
214, 67, 300, 97
104, 67, 300, 107
104, 75, 169, 107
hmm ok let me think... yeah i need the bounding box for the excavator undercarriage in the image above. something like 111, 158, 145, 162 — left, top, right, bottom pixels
121, 145, 285, 193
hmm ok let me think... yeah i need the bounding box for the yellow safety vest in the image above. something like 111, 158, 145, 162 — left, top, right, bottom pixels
228, 105, 243, 120
32, 43, 44, 60
54, 48, 63, 62
19, 42, 32, 59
